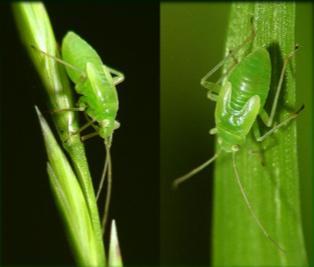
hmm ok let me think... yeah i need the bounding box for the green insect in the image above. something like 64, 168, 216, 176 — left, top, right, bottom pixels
33, 31, 124, 231
173, 24, 302, 253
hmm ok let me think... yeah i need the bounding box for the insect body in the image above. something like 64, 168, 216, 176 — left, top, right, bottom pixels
34, 31, 124, 232
62, 31, 121, 141
173, 28, 301, 253
215, 47, 270, 152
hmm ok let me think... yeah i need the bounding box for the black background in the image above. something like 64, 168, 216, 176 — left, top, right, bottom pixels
1, 3, 159, 265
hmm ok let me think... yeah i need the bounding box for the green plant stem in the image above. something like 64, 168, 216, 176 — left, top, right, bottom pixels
212, 3, 307, 266
12, 3, 105, 265
36, 107, 102, 266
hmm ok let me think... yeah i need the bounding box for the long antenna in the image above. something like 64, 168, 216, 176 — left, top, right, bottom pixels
173, 152, 219, 189
200, 18, 256, 87
232, 152, 285, 253
102, 138, 113, 234
96, 155, 109, 200
30, 44, 84, 75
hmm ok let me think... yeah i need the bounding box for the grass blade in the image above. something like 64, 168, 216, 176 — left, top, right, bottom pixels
12, 3, 105, 264
36, 107, 104, 267
108, 220, 123, 267
213, 3, 308, 266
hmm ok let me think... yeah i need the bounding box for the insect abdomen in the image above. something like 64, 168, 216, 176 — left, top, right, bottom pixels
62, 31, 103, 84
228, 48, 271, 112
78, 63, 118, 121
215, 48, 271, 151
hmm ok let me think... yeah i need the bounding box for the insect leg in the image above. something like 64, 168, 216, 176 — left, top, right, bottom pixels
83, 112, 99, 131
260, 44, 300, 128
200, 51, 237, 102
252, 122, 262, 140
80, 131, 99, 141
81, 113, 112, 202
201, 81, 222, 101
103, 65, 125, 85
250, 124, 266, 166
81, 129, 113, 230
81, 121, 113, 232
81, 130, 112, 228
82, 113, 118, 139
256, 105, 304, 142
96, 157, 108, 200
50, 107, 85, 114
173, 152, 220, 189
102, 138, 113, 234
200, 21, 256, 101
232, 151, 285, 253
68, 119, 97, 139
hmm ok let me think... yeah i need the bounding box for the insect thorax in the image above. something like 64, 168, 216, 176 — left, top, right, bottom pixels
227, 47, 271, 111
214, 48, 272, 153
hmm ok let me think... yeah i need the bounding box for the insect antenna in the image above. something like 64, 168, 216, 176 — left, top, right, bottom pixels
173, 152, 220, 189
96, 155, 109, 200
101, 138, 113, 234
30, 44, 84, 75
231, 151, 286, 253
200, 20, 256, 88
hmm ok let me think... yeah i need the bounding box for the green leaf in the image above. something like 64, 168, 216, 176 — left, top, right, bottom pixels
213, 3, 308, 266
36, 107, 105, 267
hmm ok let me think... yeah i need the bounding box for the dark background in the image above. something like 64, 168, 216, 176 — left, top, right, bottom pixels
0, 3, 159, 266
160, 4, 229, 266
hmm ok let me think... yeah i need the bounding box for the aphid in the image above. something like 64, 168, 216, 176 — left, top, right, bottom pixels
33, 31, 124, 232
173, 22, 303, 253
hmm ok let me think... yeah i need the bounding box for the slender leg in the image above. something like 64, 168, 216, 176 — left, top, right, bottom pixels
200, 19, 256, 102
103, 65, 125, 85
172, 152, 220, 189
216, 46, 245, 84
81, 131, 99, 141
202, 83, 220, 102
50, 107, 85, 114
84, 112, 99, 131
250, 124, 265, 166
200, 51, 236, 102
63, 120, 96, 143
69, 119, 97, 138
96, 157, 108, 200
252, 122, 262, 141
49, 105, 96, 142
102, 139, 113, 234
256, 105, 304, 142
259, 44, 300, 128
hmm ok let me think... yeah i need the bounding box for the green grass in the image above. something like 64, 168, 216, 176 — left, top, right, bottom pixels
11, 3, 124, 266
213, 3, 308, 266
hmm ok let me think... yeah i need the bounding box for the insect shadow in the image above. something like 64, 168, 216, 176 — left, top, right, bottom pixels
254, 42, 302, 228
